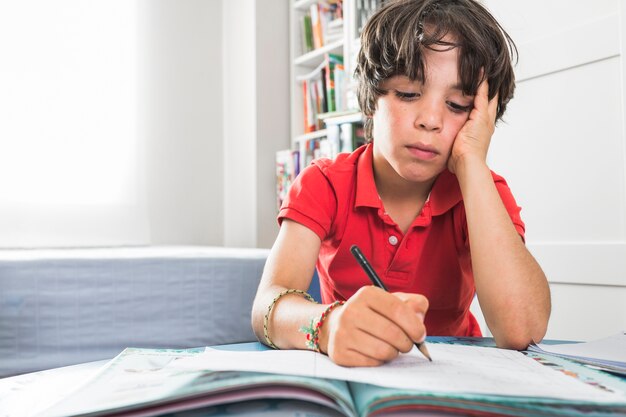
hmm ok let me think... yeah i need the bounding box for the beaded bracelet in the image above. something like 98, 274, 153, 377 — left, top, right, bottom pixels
300, 300, 344, 352
264, 289, 316, 349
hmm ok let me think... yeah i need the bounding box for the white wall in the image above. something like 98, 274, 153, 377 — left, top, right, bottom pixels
139, 0, 288, 249
0, 1, 149, 248
476, 0, 626, 341
255, 2, 291, 249
140, 0, 224, 245
222, 0, 290, 249
222, 0, 257, 248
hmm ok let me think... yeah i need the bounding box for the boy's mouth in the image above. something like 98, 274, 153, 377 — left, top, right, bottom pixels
406, 143, 439, 161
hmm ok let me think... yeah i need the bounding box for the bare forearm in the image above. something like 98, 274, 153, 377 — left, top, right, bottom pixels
456, 158, 550, 349
251, 220, 328, 350
251, 283, 328, 350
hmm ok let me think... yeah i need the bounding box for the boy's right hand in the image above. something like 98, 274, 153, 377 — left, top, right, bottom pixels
319, 286, 428, 367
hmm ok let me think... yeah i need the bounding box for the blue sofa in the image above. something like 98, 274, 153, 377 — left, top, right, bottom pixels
0, 246, 320, 377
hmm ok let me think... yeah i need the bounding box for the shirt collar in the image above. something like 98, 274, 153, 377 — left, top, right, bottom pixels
355, 144, 381, 208
354, 143, 462, 215
428, 169, 463, 216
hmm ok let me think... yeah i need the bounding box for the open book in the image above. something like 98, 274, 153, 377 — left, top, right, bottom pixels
39, 342, 626, 417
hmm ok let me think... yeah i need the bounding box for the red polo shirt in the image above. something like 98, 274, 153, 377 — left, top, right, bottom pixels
278, 144, 525, 337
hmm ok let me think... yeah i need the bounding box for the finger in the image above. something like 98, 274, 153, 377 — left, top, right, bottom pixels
327, 309, 396, 366
473, 77, 490, 113
353, 307, 415, 353
341, 326, 401, 364
394, 292, 429, 317
346, 287, 416, 352
332, 347, 385, 367
487, 91, 499, 122
362, 289, 427, 345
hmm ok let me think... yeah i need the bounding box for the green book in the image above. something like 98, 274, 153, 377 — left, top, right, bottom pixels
302, 14, 313, 53
324, 53, 344, 113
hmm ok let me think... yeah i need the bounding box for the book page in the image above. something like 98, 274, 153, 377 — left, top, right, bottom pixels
38, 348, 355, 417
174, 344, 625, 403
531, 331, 626, 363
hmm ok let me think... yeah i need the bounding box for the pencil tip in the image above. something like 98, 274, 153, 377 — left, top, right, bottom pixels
417, 343, 433, 362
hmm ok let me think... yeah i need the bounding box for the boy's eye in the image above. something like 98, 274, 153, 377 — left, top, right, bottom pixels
394, 90, 420, 101
447, 101, 472, 113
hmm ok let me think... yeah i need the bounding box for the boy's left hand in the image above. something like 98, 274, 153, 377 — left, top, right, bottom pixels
448, 77, 498, 174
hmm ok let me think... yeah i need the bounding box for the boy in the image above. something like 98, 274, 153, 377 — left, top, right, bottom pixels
252, 0, 551, 367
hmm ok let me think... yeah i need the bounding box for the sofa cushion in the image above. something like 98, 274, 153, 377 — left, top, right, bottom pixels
0, 246, 269, 377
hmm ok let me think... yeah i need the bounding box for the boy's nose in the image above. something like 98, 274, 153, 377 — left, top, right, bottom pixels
414, 102, 443, 132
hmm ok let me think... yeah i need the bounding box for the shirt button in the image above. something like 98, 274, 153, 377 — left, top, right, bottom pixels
388, 235, 398, 245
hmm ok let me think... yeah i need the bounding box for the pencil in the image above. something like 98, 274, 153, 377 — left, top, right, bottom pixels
350, 244, 432, 362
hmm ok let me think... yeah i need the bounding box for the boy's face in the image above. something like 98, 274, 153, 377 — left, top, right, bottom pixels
371, 41, 473, 185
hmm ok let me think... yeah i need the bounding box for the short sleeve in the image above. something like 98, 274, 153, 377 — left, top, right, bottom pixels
493, 174, 526, 241
278, 163, 337, 241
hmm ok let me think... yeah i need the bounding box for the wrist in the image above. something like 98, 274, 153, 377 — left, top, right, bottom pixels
316, 302, 344, 354
453, 154, 490, 180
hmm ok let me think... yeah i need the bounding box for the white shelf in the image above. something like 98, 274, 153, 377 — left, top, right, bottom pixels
318, 110, 362, 125
293, 0, 318, 11
293, 129, 328, 145
290, 0, 372, 143
293, 39, 344, 67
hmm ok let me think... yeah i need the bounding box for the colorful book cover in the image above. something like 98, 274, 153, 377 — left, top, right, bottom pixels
324, 53, 344, 113
303, 80, 315, 133
310, 3, 323, 49
334, 63, 346, 112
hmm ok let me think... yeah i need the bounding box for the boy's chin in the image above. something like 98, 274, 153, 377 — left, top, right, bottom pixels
400, 169, 444, 184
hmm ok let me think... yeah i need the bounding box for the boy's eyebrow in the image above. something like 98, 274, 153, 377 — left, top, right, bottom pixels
450, 83, 475, 96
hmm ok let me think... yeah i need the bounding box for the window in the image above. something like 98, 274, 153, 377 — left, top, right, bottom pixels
0, 0, 147, 247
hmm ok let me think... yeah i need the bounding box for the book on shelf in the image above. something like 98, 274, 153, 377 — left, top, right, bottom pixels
276, 149, 300, 210
303, 74, 325, 132
298, 137, 321, 171
290, 119, 363, 200
302, 1, 344, 52
302, 80, 315, 133
38, 342, 626, 417
310, 2, 324, 49
324, 53, 344, 113
340, 120, 366, 151
296, 120, 360, 173
333, 62, 347, 111
315, 118, 365, 157
324, 124, 342, 158
300, 13, 314, 54
325, 17, 343, 44
301, 54, 347, 133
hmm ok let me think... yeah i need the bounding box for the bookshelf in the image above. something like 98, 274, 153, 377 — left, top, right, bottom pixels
278, 1, 385, 208
291, 0, 353, 143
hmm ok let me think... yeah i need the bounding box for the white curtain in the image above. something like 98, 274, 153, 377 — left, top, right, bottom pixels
0, 0, 148, 247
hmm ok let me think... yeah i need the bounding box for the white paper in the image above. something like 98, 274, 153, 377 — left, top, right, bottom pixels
173, 344, 625, 403
0, 361, 106, 417
533, 332, 626, 363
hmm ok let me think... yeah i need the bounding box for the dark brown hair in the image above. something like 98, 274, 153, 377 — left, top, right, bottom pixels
355, 0, 517, 140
